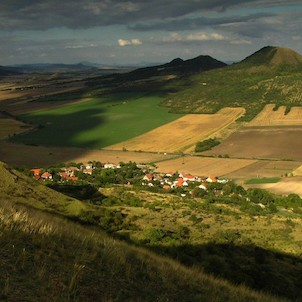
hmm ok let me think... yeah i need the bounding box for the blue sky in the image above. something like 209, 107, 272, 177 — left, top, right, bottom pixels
0, 0, 301, 65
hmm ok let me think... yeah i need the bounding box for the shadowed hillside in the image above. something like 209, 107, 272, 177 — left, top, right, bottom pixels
0, 162, 284, 301
126, 55, 227, 79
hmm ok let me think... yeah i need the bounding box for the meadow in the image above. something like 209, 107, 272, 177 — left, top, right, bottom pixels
12, 94, 183, 148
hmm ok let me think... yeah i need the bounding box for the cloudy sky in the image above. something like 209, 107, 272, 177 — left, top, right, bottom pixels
0, 0, 301, 66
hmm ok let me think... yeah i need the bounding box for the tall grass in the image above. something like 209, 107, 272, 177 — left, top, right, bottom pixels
0, 199, 285, 302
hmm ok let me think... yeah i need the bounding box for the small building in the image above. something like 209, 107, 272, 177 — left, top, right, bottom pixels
41, 171, 52, 180
31, 168, 41, 177
143, 174, 154, 181
206, 176, 217, 183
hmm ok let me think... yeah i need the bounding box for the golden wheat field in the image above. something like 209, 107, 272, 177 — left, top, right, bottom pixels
248, 104, 302, 126
107, 107, 245, 153
155, 156, 257, 177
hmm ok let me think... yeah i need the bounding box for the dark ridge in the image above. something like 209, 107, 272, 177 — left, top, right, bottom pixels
126, 54, 227, 79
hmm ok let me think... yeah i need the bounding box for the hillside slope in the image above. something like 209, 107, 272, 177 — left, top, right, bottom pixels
164, 46, 302, 120
0, 162, 285, 302
240, 46, 302, 67
0, 161, 85, 216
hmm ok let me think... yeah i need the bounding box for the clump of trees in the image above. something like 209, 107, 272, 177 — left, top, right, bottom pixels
195, 138, 220, 152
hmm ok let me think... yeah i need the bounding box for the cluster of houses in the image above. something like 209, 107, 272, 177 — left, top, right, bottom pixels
31, 163, 229, 195
142, 171, 229, 191
30, 163, 122, 182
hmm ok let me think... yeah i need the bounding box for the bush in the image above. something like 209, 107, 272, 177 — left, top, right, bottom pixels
195, 138, 220, 152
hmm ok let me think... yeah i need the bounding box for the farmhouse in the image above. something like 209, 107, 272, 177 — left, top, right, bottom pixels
41, 171, 52, 180
143, 174, 154, 181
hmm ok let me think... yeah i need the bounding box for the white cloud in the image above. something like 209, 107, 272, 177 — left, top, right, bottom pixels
118, 38, 142, 46
230, 39, 252, 44
162, 32, 227, 42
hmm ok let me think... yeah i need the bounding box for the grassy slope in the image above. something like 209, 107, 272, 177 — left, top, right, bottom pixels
162, 47, 302, 121
12, 94, 182, 148
163, 64, 302, 121
97, 186, 302, 301
0, 162, 283, 302
0, 162, 86, 216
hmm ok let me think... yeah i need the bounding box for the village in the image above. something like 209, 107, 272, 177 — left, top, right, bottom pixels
29, 161, 231, 197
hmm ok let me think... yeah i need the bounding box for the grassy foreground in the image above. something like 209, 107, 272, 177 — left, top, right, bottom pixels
0, 201, 283, 302
0, 161, 285, 301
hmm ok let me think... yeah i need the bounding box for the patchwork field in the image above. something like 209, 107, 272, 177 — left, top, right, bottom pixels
155, 156, 257, 177
11, 95, 182, 148
0, 141, 177, 167
203, 126, 302, 161
223, 160, 302, 179
107, 107, 244, 153
245, 177, 302, 197
248, 104, 302, 126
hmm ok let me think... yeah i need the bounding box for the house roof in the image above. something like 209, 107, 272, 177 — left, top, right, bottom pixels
177, 178, 184, 187
31, 168, 41, 176
41, 171, 52, 178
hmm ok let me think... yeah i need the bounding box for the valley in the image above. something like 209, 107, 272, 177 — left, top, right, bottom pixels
1, 45, 302, 301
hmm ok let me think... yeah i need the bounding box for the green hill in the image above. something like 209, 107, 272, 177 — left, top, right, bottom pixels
162, 46, 302, 120
0, 162, 285, 301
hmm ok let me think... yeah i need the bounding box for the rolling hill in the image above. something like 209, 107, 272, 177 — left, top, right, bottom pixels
240, 46, 302, 67
163, 46, 302, 120
0, 161, 284, 302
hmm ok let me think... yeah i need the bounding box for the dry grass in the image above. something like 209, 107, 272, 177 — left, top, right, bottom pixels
107, 108, 245, 153
249, 104, 302, 126
155, 156, 257, 177
0, 190, 283, 302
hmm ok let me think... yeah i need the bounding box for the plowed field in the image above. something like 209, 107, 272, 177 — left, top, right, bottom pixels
203, 126, 302, 161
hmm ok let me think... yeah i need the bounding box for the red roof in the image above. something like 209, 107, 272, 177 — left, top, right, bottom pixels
31, 168, 41, 176
177, 178, 184, 187
183, 174, 195, 179
59, 172, 78, 181
41, 172, 52, 179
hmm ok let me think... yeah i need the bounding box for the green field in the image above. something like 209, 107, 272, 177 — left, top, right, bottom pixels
245, 177, 281, 184
13, 94, 183, 148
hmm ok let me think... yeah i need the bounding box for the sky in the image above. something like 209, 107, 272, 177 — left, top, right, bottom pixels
0, 0, 301, 66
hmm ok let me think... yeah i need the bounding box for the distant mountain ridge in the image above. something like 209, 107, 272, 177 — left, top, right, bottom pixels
0, 65, 22, 76
128, 55, 227, 79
